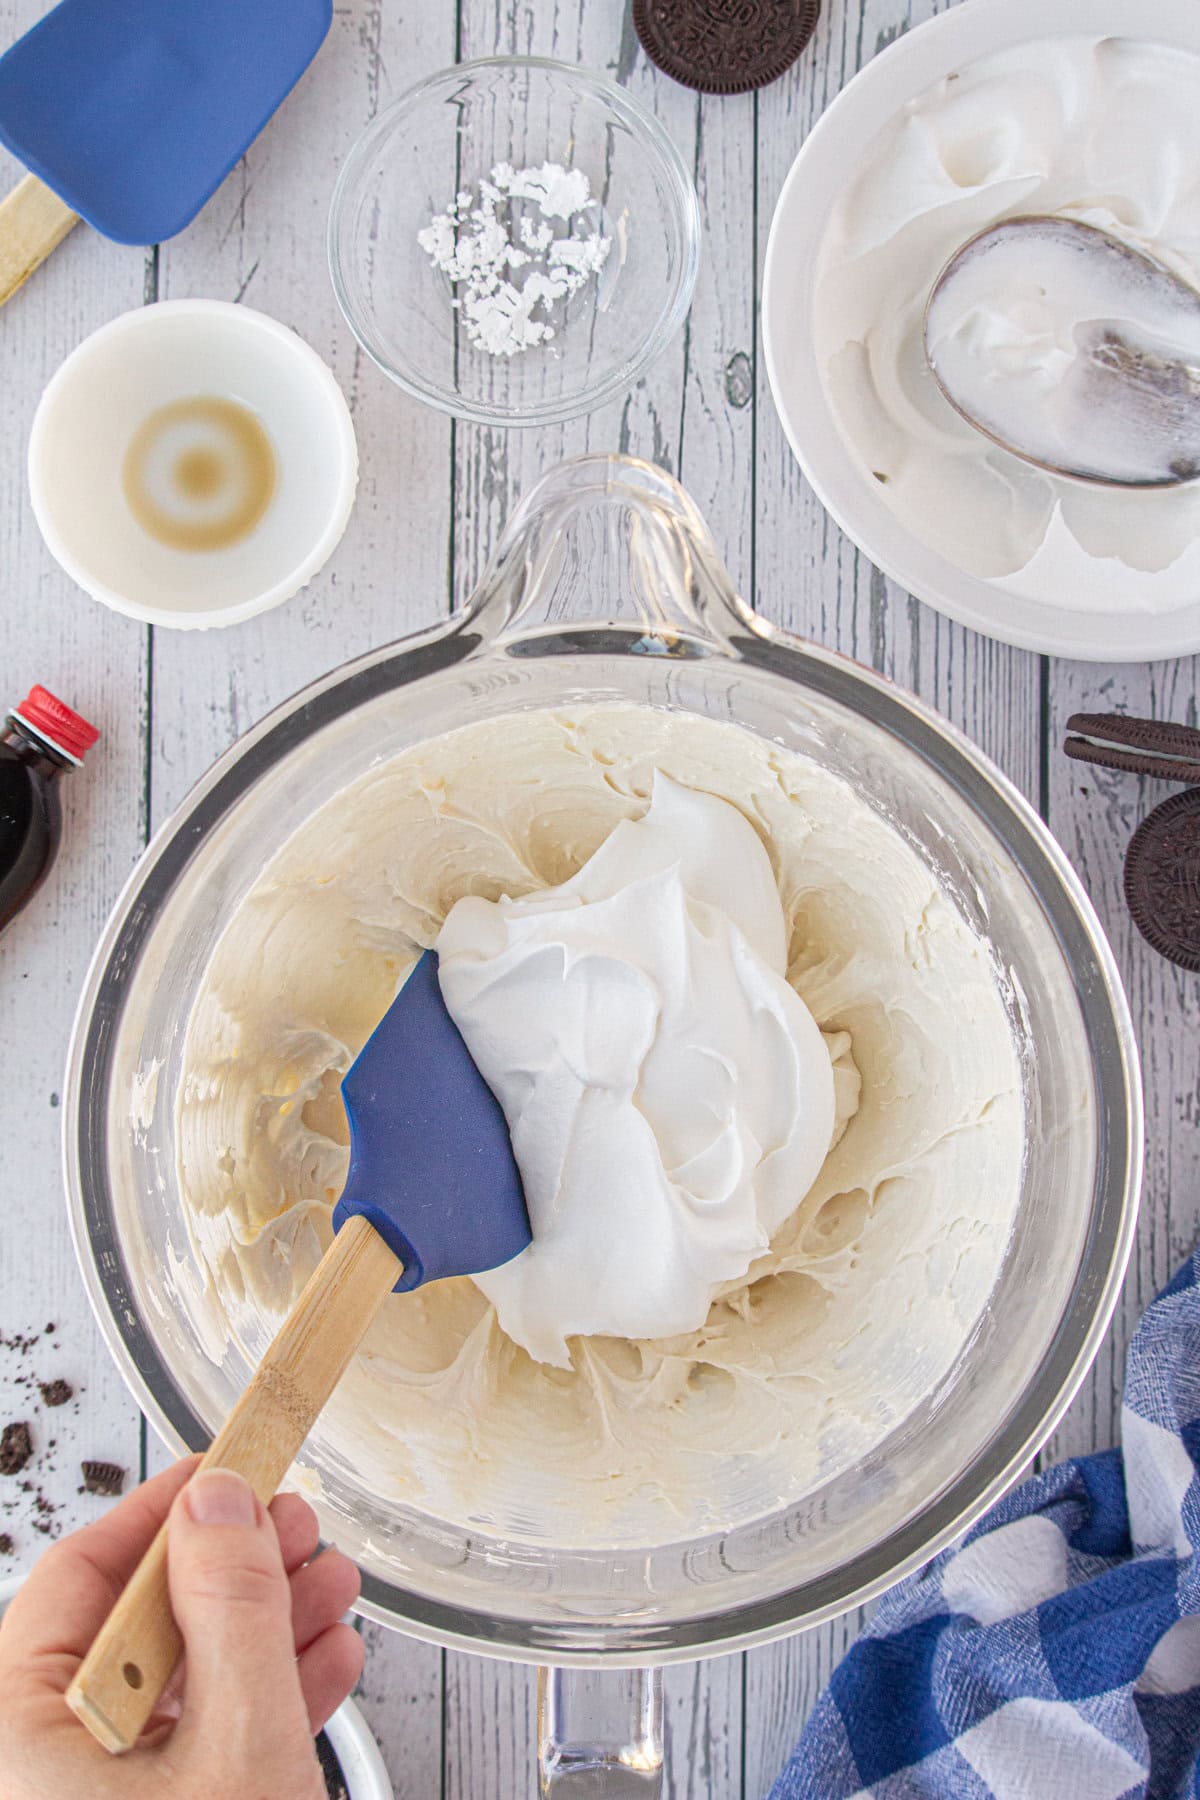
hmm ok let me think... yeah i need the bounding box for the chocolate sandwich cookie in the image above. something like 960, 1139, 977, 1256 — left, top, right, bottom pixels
1065, 712, 1200, 785
1063, 713, 1200, 972
1124, 790, 1200, 974
632, 0, 820, 95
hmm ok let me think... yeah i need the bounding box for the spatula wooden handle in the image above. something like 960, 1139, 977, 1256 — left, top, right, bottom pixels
0, 173, 79, 306
66, 1215, 402, 1754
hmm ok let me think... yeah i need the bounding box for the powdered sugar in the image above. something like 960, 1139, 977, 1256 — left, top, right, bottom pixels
417, 162, 612, 358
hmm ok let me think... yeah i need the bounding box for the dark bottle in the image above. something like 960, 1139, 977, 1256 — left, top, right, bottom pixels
0, 686, 99, 935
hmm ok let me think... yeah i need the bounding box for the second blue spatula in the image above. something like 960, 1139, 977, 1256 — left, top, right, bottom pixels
66, 951, 530, 1755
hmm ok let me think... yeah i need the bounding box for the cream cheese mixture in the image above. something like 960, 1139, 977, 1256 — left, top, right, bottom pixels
814, 35, 1200, 612
177, 707, 1024, 1542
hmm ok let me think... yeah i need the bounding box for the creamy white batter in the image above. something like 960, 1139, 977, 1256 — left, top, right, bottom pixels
814, 34, 1200, 612
177, 707, 1023, 1543
438, 773, 838, 1366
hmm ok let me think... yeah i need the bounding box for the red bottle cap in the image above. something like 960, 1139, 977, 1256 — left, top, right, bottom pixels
10, 686, 100, 765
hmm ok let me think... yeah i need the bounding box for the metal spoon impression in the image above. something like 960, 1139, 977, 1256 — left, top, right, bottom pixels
924, 215, 1200, 489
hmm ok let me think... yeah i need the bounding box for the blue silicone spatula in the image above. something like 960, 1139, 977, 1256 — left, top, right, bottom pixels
0, 0, 332, 306
66, 951, 530, 1755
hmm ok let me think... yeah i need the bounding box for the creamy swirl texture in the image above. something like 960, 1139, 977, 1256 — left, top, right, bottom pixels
814, 35, 1200, 611
176, 707, 1023, 1543
438, 772, 837, 1366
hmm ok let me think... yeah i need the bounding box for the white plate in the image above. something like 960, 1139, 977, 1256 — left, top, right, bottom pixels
762, 0, 1200, 662
29, 301, 359, 630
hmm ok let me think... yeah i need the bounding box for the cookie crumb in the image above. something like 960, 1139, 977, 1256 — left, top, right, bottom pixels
39, 1379, 72, 1407
80, 1460, 125, 1497
0, 1533, 12, 1554
0, 1422, 33, 1477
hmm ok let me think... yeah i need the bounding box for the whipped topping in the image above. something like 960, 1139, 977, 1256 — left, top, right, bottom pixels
175, 706, 1022, 1544
436, 772, 837, 1366
815, 35, 1200, 610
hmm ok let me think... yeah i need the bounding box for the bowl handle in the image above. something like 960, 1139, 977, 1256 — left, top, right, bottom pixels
537, 1665, 664, 1797
463, 452, 755, 656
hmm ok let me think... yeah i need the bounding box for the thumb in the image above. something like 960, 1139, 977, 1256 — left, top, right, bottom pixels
167, 1469, 309, 1756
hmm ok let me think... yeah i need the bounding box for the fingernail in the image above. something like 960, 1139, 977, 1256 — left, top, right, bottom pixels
186, 1469, 257, 1528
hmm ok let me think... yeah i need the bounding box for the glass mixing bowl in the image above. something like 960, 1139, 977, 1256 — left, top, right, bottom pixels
65, 456, 1140, 1788
328, 59, 700, 426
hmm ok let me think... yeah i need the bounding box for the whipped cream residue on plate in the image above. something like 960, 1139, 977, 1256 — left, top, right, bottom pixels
814, 35, 1200, 612
176, 707, 1023, 1543
437, 772, 838, 1367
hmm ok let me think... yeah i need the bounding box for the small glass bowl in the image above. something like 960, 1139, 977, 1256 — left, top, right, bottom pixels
327, 57, 701, 428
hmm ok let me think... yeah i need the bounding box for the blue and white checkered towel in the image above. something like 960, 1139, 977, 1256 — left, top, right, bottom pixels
771, 1253, 1200, 1800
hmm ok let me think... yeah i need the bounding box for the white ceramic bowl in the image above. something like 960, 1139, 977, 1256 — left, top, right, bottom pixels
323, 1699, 393, 1800
29, 301, 358, 630
762, 0, 1200, 662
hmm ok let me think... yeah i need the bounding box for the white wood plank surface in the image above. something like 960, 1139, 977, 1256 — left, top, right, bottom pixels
744, 3, 1042, 1782
0, 0, 1194, 1794
0, 0, 150, 1580
1042, 656, 1200, 1472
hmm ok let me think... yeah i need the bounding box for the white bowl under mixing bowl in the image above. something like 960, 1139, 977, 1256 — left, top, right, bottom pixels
762, 0, 1200, 662
29, 300, 358, 630
323, 1700, 393, 1800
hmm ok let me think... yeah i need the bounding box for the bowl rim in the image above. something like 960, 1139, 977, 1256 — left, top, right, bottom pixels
61, 549, 1143, 1665
323, 1698, 394, 1800
27, 298, 360, 631
761, 0, 1200, 662
327, 55, 702, 428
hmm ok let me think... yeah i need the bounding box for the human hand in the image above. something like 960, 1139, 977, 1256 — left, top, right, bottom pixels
0, 1457, 364, 1799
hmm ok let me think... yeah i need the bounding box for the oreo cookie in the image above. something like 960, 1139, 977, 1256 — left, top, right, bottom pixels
1065, 712, 1200, 785
1123, 789, 1200, 974
632, 0, 820, 95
